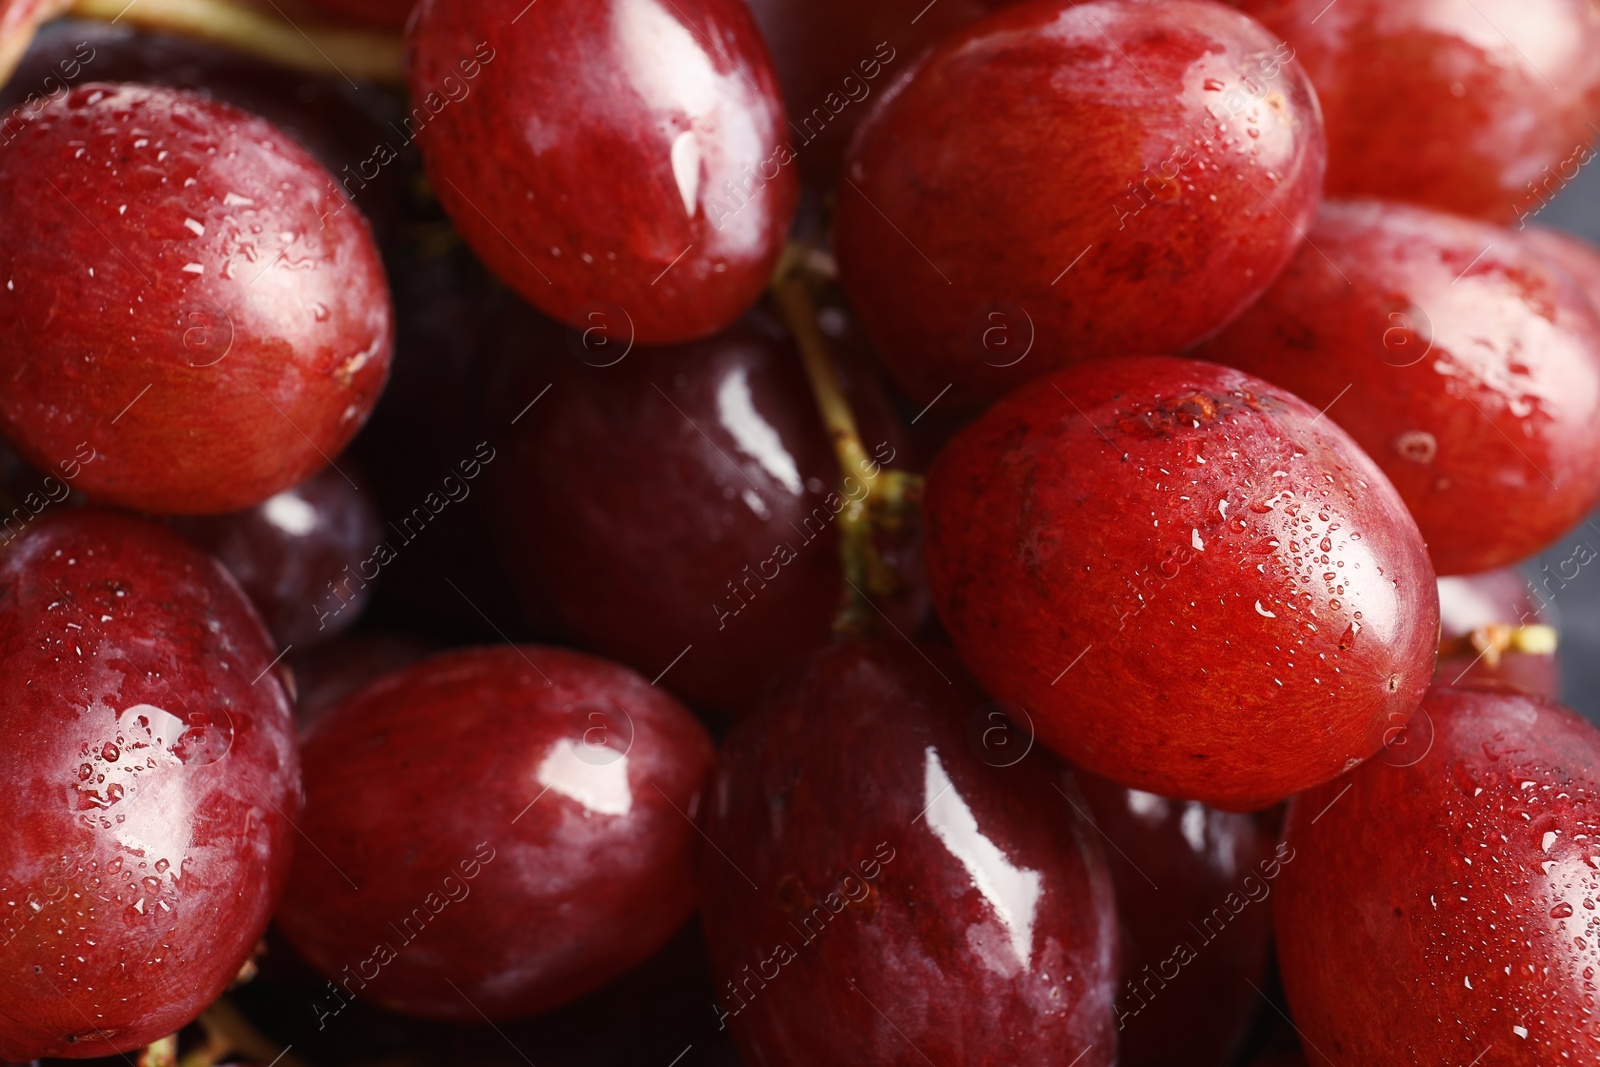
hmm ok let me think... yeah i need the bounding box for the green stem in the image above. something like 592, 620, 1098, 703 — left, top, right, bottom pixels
770, 256, 922, 633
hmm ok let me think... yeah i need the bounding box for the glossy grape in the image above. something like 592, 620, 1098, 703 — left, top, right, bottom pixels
1197, 200, 1600, 575
1274, 686, 1600, 1060
0, 83, 392, 514
925, 356, 1439, 811
1231, 0, 1600, 222
701, 639, 1119, 1066
1077, 773, 1275, 1067
835, 0, 1326, 408
170, 463, 383, 648
0, 510, 298, 1059
406, 0, 796, 344
275, 645, 715, 1021
487, 302, 921, 713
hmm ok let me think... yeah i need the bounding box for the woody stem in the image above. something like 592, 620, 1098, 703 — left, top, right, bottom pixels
178, 998, 309, 1067
770, 254, 911, 635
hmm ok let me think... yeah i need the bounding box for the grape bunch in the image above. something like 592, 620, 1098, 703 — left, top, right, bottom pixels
0, 0, 1596, 1064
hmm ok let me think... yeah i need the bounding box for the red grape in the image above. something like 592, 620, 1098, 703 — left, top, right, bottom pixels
835, 0, 1326, 408
0, 83, 393, 514
169, 463, 383, 648
406, 0, 796, 344
1274, 685, 1600, 1060
487, 302, 921, 713
1197, 200, 1600, 575
1437, 568, 1561, 697
274, 645, 715, 1021
924, 356, 1439, 811
1231, 0, 1600, 222
1077, 773, 1275, 1067
0, 510, 298, 1060
742, 0, 988, 182
700, 639, 1119, 1065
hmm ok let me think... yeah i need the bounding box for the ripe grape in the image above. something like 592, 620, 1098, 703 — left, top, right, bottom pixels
1197, 199, 1600, 575
924, 356, 1439, 811
406, 0, 796, 344
0, 510, 298, 1059
835, 0, 1326, 408
700, 639, 1118, 1065
0, 83, 392, 514
1231, 0, 1600, 222
1274, 686, 1600, 1060
274, 645, 715, 1021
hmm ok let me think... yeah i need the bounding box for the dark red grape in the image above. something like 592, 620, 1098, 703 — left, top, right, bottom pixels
0, 83, 392, 514
1231, 0, 1600, 222
1197, 200, 1600, 575
701, 639, 1119, 1065
169, 462, 384, 648
1077, 773, 1275, 1067
743, 0, 988, 182
0, 510, 298, 1059
1437, 568, 1561, 697
487, 302, 921, 713
1274, 686, 1600, 1061
924, 356, 1439, 811
835, 0, 1325, 409
274, 645, 715, 1021
406, 0, 796, 344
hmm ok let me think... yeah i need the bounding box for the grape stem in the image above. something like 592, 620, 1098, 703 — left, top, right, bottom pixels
770, 248, 921, 634
1438, 622, 1559, 668
178, 998, 310, 1067
138, 1035, 178, 1067
6, 0, 405, 85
